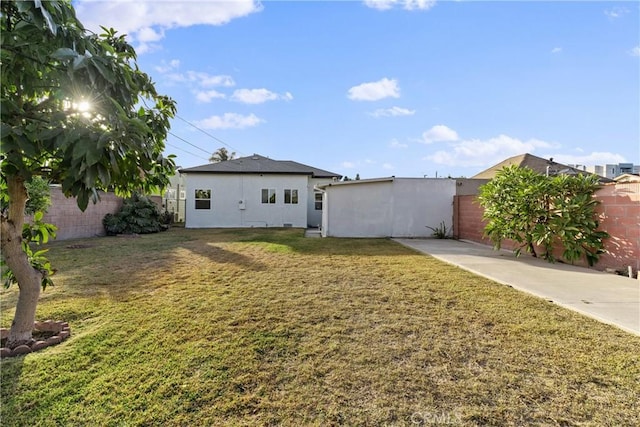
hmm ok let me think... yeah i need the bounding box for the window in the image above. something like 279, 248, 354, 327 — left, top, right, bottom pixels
314, 192, 323, 210
179, 190, 186, 200
165, 189, 177, 200
284, 189, 298, 204
261, 188, 276, 204
195, 189, 211, 209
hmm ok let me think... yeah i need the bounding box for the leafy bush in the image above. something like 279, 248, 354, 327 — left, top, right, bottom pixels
478, 166, 608, 266
25, 176, 51, 215
103, 193, 169, 235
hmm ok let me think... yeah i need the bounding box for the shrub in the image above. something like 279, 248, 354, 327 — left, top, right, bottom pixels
103, 193, 169, 235
478, 166, 608, 266
25, 176, 51, 215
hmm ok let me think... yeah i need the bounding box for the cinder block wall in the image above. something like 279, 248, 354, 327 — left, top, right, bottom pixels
593, 183, 640, 273
453, 182, 640, 274
33, 186, 124, 240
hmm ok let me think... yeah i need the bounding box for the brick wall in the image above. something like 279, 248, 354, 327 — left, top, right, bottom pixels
33, 186, 124, 240
453, 182, 640, 274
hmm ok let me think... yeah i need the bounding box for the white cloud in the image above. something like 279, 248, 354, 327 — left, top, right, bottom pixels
604, 7, 629, 20
426, 134, 554, 167
382, 163, 394, 170
551, 47, 562, 54
347, 78, 400, 101
163, 71, 235, 87
195, 90, 226, 103
195, 113, 264, 130
194, 73, 235, 87
75, 0, 262, 53
364, 0, 436, 11
421, 125, 459, 144
630, 46, 640, 57
403, 0, 437, 10
548, 152, 627, 166
231, 89, 293, 104
389, 138, 408, 149
369, 106, 416, 117
137, 26, 165, 43
155, 59, 180, 73
341, 161, 356, 169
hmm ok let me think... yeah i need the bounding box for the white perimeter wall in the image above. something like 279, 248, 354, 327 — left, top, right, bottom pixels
322, 178, 456, 238
184, 174, 309, 228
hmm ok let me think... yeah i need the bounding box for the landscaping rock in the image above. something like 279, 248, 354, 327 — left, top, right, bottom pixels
46, 336, 62, 345
12, 345, 32, 355
0, 320, 71, 358
31, 341, 49, 351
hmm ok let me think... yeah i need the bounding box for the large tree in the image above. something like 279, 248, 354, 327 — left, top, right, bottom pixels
1, 0, 176, 348
209, 147, 236, 163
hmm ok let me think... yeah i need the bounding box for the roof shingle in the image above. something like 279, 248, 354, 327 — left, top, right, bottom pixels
179, 154, 341, 179
472, 153, 613, 183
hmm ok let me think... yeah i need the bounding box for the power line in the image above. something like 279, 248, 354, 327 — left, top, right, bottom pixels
168, 131, 211, 155
175, 114, 245, 156
165, 141, 209, 161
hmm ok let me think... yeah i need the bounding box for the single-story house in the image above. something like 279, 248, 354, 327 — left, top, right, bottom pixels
473, 153, 614, 183
179, 154, 341, 228
317, 177, 458, 238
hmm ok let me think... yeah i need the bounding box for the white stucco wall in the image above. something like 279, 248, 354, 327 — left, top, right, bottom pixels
321, 178, 456, 238
307, 178, 335, 228
322, 180, 394, 237
184, 174, 309, 228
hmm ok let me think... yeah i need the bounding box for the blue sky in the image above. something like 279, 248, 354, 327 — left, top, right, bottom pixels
75, 0, 639, 178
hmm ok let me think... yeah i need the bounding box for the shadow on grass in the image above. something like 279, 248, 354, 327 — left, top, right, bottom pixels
228, 228, 415, 257
0, 354, 24, 405
2, 228, 415, 310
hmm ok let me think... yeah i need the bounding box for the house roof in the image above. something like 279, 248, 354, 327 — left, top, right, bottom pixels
614, 173, 640, 183
472, 153, 614, 183
179, 154, 342, 179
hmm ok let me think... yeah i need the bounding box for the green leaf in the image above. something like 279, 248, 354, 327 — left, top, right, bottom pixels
34, 0, 57, 35
77, 189, 89, 212
51, 47, 77, 61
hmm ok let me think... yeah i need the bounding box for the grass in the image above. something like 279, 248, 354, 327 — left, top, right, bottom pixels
1, 228, 639, 426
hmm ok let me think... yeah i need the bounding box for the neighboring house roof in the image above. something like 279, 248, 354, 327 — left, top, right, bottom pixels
614, 173, 640, 183
179, 154, 342, 179
472, 153, 614, 183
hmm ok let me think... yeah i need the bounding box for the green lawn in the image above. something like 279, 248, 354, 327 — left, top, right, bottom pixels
1, 228, 639, 426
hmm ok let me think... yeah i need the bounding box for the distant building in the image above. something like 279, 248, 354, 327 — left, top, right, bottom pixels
582, 163, 640, 179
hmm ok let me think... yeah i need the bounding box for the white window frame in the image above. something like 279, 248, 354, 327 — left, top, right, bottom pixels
284, 189, 298, 204
195, 189, 211, 210
261, 188, 276, 204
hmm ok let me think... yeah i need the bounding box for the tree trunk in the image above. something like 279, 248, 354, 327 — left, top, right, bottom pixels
1, 176, 43, 348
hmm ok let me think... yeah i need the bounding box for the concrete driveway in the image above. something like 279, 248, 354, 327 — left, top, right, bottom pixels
394, 238, 640, 336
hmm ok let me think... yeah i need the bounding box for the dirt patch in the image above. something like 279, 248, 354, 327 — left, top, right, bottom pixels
66, 244, 95, 249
